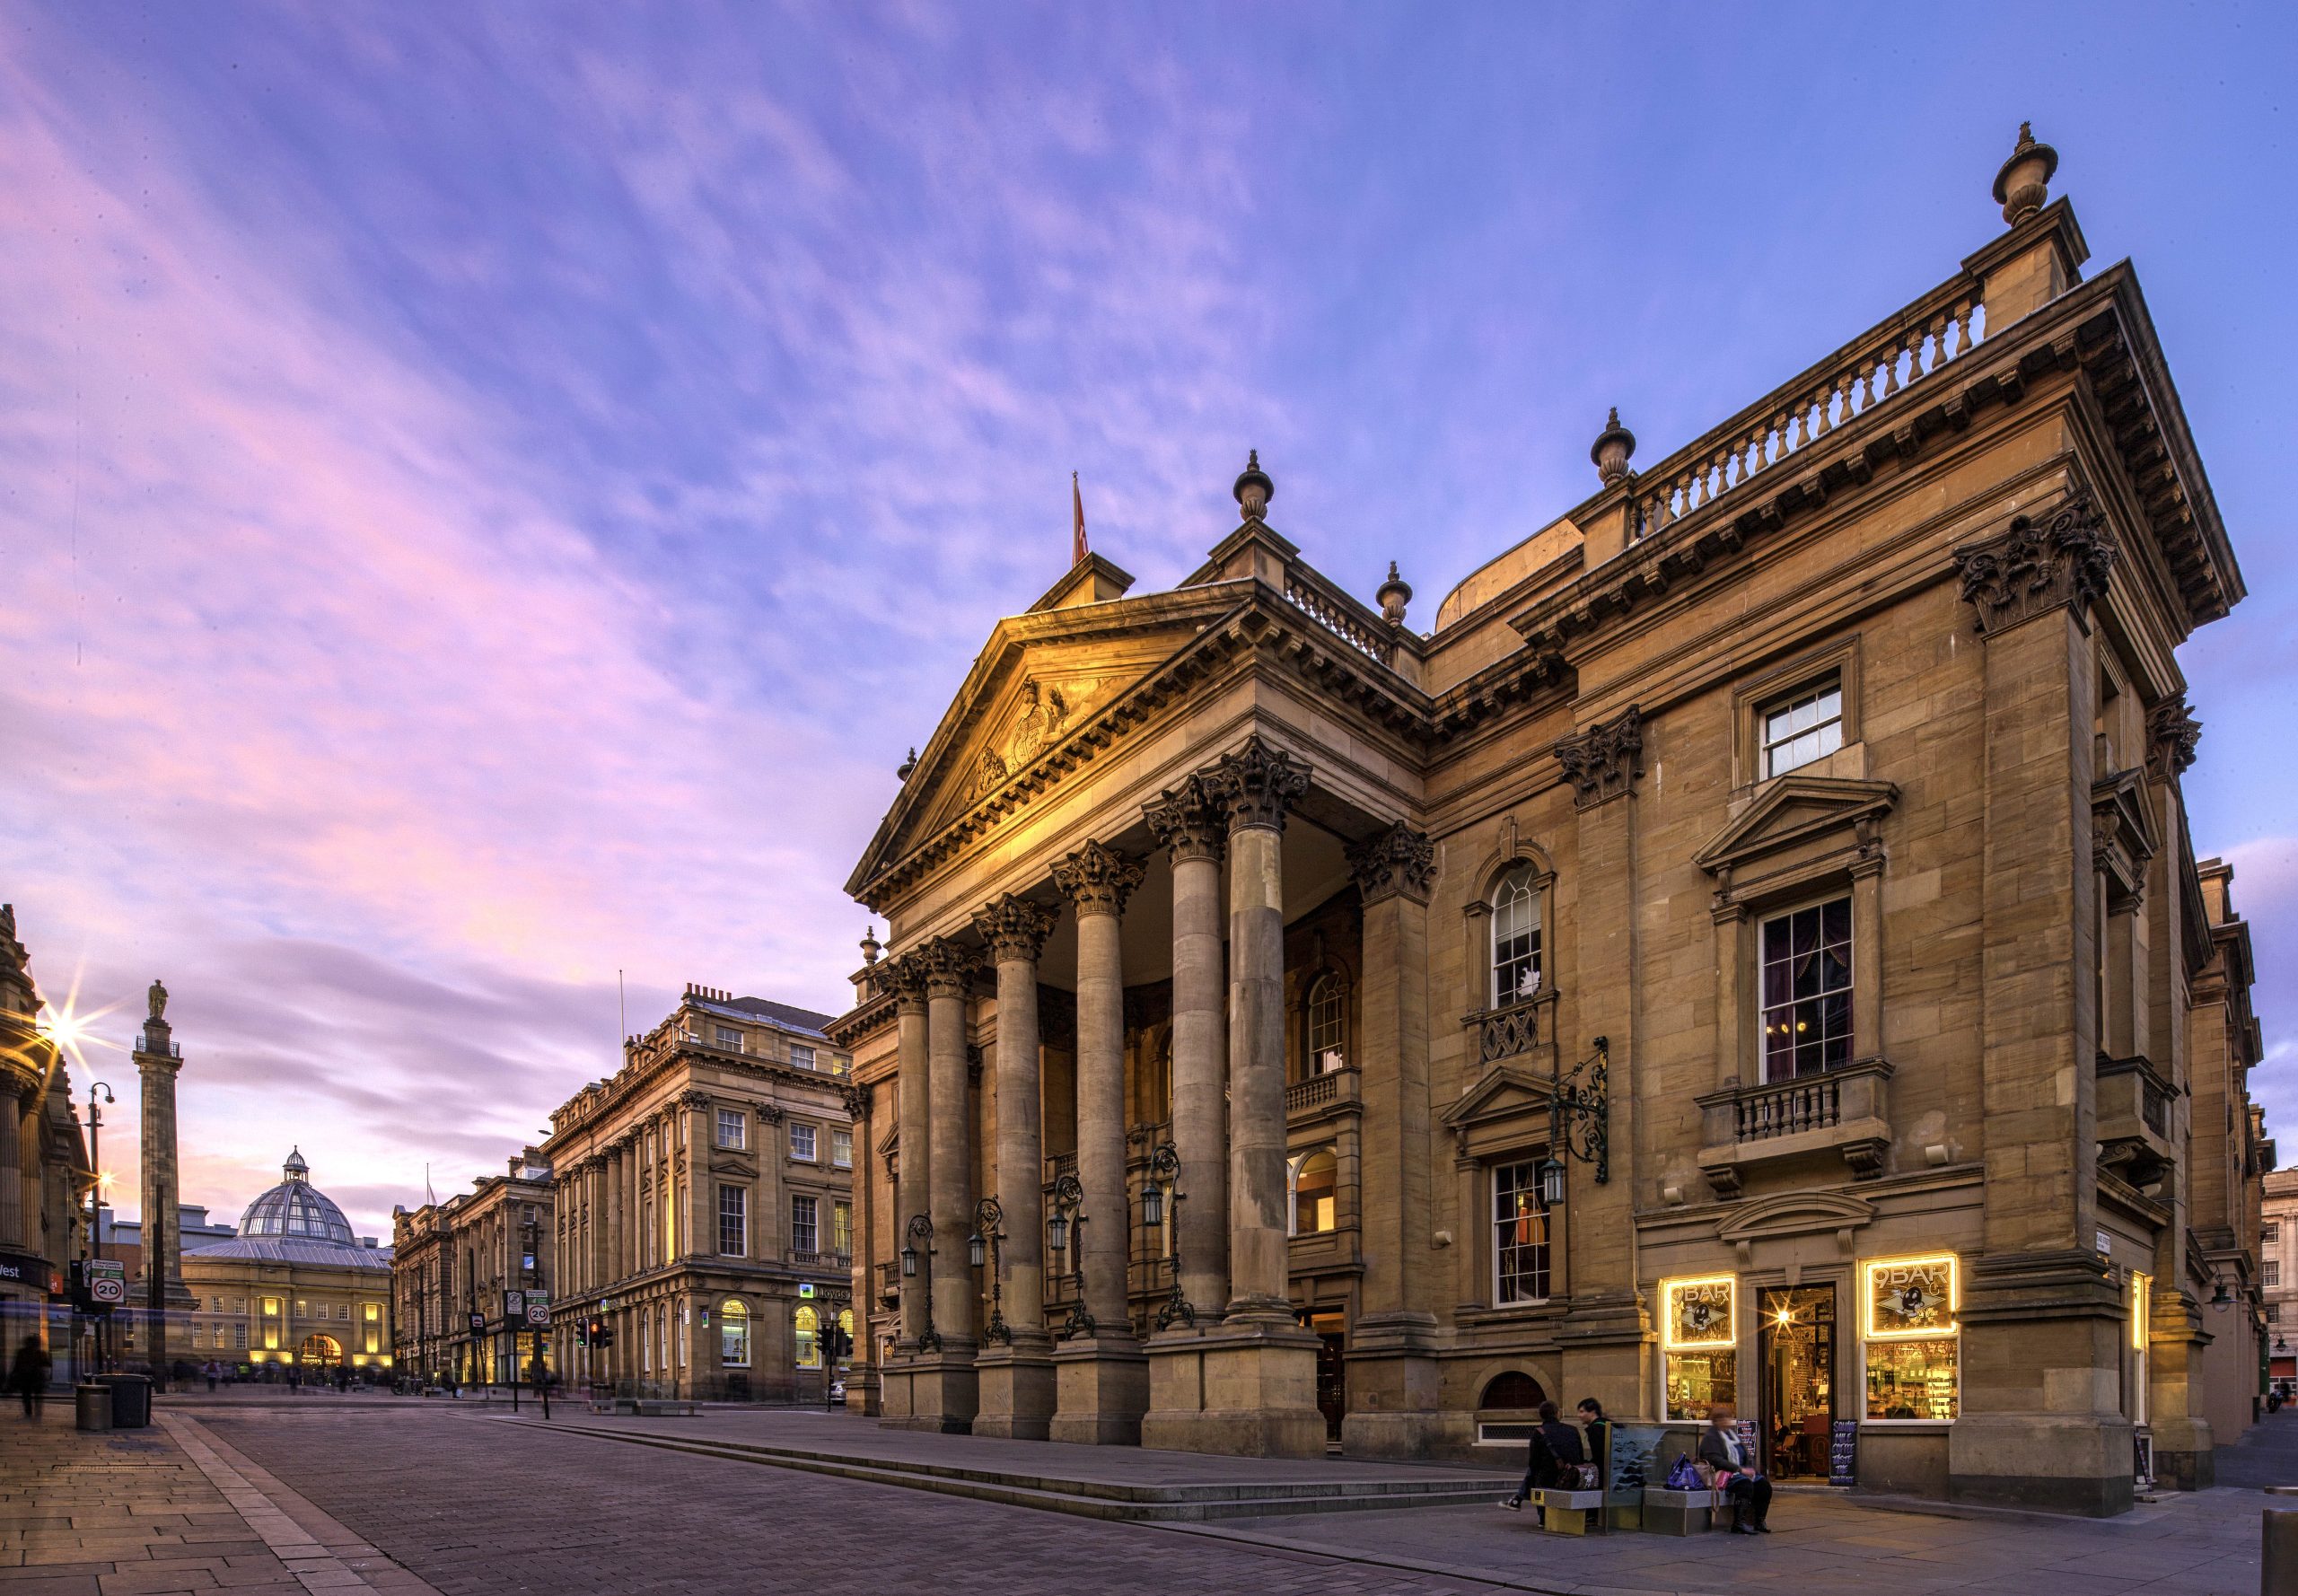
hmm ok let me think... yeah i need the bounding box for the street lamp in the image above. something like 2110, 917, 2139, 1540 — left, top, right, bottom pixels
1541, 1037, 1611, 1205
970, 1196, 1010, 1346
2211, 1279, 2233, 1313
83, 1081, 115, 1376
1144, 1142, 1194, 1331
1049, 1173, 1093, 1341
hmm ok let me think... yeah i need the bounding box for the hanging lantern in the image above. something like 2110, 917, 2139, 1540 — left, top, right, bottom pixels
1539, 1154, 1567, 1208
1141, 1179, 1165, 1228
899, 1242, 918, 1279
968, 1231, 987, 1269
1048, 1210, 1070, 1254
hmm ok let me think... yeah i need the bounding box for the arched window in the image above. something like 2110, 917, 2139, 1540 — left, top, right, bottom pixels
1492, 866, 1543, 1006
1307, 973, 1346, 1073
720, 1298, 750, 1367
795, 1304, 820, 1369
1291, 1149, 1338, 1236
1478, 1371, 1546, 1410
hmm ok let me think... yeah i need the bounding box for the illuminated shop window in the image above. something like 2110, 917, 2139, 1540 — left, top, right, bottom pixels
795, 1304, 820, 1369
1861, 1255, 1959, 1421
1661, 1276, 1738, 1421
720, 1299, 750, 1367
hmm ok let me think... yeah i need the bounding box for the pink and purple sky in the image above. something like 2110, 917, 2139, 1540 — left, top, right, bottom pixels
4, 4, 2291, 1238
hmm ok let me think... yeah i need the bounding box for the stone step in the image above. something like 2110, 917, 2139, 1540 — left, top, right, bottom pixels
495, 1419, 1506, 1522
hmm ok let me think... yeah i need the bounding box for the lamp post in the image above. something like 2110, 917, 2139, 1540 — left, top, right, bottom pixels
969, 1196, 1010, 1346
83, 1081, 114, 1377
1141, 1142, 1194, 1331
1047, 1173, 1093, 1341
899, 1214, 942, 1353
1540, 1037, 1611, 1209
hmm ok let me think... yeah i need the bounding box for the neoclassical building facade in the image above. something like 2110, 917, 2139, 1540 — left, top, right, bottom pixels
830, 133, 2267, 1513
390, 1148, 552, 1388
539, 986, 857, 1400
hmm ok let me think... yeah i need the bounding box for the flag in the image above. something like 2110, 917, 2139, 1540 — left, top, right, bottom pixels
1072, 471, 1087, 566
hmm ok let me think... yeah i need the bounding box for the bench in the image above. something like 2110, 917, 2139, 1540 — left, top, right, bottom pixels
1524, 1486, 1607, 1535
630, 1399, 698, 1417
1639, 1486, 1723, 1535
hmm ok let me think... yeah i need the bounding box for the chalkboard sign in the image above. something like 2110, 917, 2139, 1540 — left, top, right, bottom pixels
1829, 1419, 1859, 1486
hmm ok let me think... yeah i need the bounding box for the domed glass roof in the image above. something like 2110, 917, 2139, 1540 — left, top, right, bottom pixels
238, 1148, 357, 1245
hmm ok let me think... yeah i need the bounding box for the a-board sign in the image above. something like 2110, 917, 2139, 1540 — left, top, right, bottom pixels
1829, 1419, 1859, 1486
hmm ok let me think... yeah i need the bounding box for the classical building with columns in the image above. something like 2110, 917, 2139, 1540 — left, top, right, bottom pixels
0, 905, 93, 1369
539, 984, 857, 1400
389, 1148, 550, 1388
829, 132, 2269, 1513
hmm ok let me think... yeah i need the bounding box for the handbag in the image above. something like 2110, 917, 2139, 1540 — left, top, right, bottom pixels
1570, 1462, 1601, 1491
1664, 1454, 1701, 1491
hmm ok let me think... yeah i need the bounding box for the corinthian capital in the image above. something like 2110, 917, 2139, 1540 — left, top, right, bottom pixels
1346, 822, 1436, 905
2145, 694, 2202, 782
1143, 774, 1229, 864
974, 894, 1059, 964
886, 951, 932, 1014
1203, 733, 1311, 833
1952, 490, 2118, 636
1051, 839, 1145, 918
918, 937, 979, 1001
1555, 705, 1643, 810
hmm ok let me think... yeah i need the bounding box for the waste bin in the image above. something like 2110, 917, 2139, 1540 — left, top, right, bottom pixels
94, 1373, 152, 1428
75, 1382, 111, 1432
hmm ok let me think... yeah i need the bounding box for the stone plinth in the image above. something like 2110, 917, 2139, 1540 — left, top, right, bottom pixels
878, 1349, 978, 1434
1049, 1335, 1148, 1446
971, 1337, 1057, 1441
1338, 1311, 1441, 1459
1141, 1319, 1325, 1459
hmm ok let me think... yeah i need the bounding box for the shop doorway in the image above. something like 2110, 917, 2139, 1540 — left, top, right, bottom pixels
1757, 1286, 1834, 1479
1308, 1311, 1346, 1446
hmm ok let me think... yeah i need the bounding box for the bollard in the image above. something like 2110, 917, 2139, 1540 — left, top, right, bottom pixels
75, 1383, 111, 1433
2265, 1508, 2298, 1596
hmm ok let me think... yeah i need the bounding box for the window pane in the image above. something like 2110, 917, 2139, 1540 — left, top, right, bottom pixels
1491, 1161, 1551, 1303
1865, 1337, 1959, 1419
1293, 1151, 1338, 1235
1760, 896, 1854, 1082
1762, 678, 1846, 777
1664, 1350, 1737, 1421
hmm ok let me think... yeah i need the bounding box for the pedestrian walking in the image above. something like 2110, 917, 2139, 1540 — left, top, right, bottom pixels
8, 1335, 50, 1419
1698, 1403, 1773, 1534
287, 1363, 303, 1396
203, 1359, 221, 1392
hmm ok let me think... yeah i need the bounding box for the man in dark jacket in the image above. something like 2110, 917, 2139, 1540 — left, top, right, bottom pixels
9, 1336, 51, 1419
1502, 1400, 1587, 1510
1697, 1403, 1772, 1533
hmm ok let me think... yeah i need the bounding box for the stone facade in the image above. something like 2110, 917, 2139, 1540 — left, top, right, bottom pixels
0, 905, 94, 1374
829, 135, 2267, 1513
538, 985, 856, 1401
390, 1150, 554, 1388
2263, 1168, 2298, 1397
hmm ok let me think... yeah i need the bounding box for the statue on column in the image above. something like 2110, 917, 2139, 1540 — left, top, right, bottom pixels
148, 978, 169, 1022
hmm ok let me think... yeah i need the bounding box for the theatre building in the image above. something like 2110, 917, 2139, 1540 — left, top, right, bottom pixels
829, 131, 2269, 1515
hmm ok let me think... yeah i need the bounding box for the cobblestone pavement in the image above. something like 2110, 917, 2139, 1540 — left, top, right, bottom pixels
26, 1400, 2297, 1596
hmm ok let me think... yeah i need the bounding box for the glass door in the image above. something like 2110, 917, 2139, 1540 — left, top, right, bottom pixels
1759, 1285, 1835, 1479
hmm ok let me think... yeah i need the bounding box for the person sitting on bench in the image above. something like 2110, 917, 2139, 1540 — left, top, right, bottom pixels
1698, 1403, 1773, 1534
1502, 1400, 1587, 1510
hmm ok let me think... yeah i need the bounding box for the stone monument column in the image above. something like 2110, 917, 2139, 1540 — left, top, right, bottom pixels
1143, 734, 1324, 1458
134, 979, 194, 1388
970, 894, 1059, 1438
1049, 842, 1149, 1444
1144, 775, 1232, 1320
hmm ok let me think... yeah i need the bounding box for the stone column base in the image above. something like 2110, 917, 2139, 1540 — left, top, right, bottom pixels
1049, 1335, 1148, 1445
973, 1337, 1058, 1440
846, 1365, 882, 1417
1141, 1319, 1326, 1458
878, 1348, 978, 1434
1340, 1313, 1442, 1460
1947, 1413, 2136, 1516
2145, 1416, 2213, 1490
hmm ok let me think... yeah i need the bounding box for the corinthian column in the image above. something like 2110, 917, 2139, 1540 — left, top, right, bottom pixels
1145, 775, 1231, 1320
1048, 839, 1150, 1445
1206, 736, 1309, 1320
1052, 842, 1144, 1336
890, 956, 932, 1350
970, 894, 1061, 1439
922, 938, 978, 1357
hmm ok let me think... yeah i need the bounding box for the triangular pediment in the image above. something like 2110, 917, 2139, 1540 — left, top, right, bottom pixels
846, 586, 1245, 899
1694, 776, 1898, 878
1440, 1063, 1557, 1130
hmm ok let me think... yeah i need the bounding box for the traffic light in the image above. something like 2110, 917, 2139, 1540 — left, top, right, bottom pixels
574, 1320, 588, 1348
587, 1317, 613, 1348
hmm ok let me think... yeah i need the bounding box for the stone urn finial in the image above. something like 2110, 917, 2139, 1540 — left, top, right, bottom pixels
1591, 407, 1636, 487
1993, 121, 2059, 225
1375, 560, 1413, 627
896, 746, 917, 781
1232, 449, 1274, 522
859, 925, 881, 966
